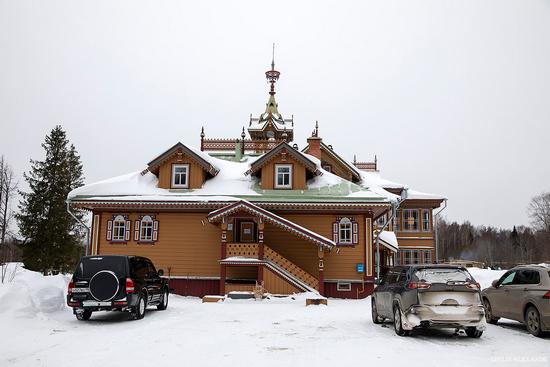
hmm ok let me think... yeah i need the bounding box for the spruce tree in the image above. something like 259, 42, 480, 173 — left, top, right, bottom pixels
17, 126, 85, 274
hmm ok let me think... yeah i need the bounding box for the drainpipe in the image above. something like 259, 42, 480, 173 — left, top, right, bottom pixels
375, 194, 403, 281
66, 201, 90, 256
433, 199, 448, 264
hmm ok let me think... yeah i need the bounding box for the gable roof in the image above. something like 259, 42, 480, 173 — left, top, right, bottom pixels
147, 142, 220, 176
302, 142, 362, 182
245, 141, 321, 176
207, 200, 335, 249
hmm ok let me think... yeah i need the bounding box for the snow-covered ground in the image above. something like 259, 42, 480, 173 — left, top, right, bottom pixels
1, 264, 548, 367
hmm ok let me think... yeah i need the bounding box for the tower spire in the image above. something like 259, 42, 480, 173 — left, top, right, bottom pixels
265, 43, 280, 96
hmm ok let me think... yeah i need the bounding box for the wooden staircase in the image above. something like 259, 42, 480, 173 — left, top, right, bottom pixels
263, 245, 319, 292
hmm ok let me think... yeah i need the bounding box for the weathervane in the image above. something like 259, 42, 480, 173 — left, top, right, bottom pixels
265, 43, 280, 95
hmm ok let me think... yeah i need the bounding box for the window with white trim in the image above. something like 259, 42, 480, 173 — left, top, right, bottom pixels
134, 215, 160, 243
393, 211, 400, 232
112, 215, 126, 241
403, 209, 419, 231
172, 164, 189, 188
424, 250, 432, 264
275, 164, 292, 189
412, 251, 420, 264
337, 281, 352, 292
422, 210, 431, 231
140, 216, 154, 241
338, 218, 352, 244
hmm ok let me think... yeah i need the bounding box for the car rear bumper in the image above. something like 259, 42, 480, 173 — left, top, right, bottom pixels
67, 293, 139, 312
402, 304, 486, 331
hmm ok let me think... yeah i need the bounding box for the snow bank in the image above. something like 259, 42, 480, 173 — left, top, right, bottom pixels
0, 263, 69, 317
467, 267, 506, 290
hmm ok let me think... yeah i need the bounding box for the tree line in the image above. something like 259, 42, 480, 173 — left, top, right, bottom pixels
437, 194, 550, 267
1, 125, 549, 277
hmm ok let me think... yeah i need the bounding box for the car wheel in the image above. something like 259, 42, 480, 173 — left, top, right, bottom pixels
76, 310, 92, 321
393, 305, 411, 337
371, 298, 383, 324
132, 293, 146, 320
157, 288, 169, 311
483, 298, 499, 324
525, 306, 543, 337
465, 327, 483, 338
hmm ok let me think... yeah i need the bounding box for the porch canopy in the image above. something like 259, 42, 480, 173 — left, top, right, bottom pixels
207, 200, 335, 250
377, 230, 399, 252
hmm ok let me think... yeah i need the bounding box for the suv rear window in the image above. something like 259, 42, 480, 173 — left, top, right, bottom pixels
75, 257, 127, 278
414, 268, 472, 284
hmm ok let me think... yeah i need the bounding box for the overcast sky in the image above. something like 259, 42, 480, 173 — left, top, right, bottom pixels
1, 0, 549, 229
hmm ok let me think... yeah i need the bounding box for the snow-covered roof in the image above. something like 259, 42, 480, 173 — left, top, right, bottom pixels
377, 230, 399, 252
68, 144, 389, 204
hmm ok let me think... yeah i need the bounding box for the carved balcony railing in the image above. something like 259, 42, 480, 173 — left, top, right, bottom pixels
201, 138, 285, 154
226, 243, 259, 258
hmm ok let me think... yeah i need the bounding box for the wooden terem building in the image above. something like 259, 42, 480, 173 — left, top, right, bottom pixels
68, 58, 445, 298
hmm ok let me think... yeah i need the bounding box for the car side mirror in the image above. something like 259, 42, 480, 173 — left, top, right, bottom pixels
157, 269, 164, 277
491, 279, 499, 288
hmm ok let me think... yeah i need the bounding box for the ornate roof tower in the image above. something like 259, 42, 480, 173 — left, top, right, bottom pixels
248, 44, 294, 142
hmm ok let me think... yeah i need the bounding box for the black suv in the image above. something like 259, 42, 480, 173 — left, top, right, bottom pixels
67, 255, 169, 321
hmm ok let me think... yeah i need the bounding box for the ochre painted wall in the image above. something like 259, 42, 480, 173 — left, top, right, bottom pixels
95, 211, 220, 277
263, 266, 302, 294
263, 213, 366, 281
157, 154, 206, 190
92, 211, 369, 283
260, 155, 307, 190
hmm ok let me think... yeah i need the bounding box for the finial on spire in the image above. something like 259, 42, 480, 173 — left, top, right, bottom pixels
200, 126, 205, 138
265, 43, 280, 96
353, 154, 357, 164
271, 42, 275, 70
312, 121, 319, 137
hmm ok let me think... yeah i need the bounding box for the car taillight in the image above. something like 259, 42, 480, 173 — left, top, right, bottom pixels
126, 278, 135, 294
467, 282, 481, 290
67, 280, 74, 295
407, 281, 431, 289
543, 291, 550, 299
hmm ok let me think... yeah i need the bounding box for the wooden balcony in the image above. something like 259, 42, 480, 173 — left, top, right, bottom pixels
226, 243, 259, 258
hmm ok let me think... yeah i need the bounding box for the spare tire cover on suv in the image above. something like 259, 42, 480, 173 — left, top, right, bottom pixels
90, 270, 120, 301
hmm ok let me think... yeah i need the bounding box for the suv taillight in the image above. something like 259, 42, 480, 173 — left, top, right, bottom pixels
407, 281, 431, 289
467, 282, 480, 290
67, 280, 74, 295
543, 291, 550, 299
126, 278, 135, 294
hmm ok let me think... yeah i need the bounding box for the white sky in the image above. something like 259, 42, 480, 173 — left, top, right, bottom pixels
1, 0, 549, 229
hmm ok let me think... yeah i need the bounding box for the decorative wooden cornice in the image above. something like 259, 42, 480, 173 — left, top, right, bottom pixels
245, 141, 320, 176
147, 142, 219, 176
208, 200, 335, 249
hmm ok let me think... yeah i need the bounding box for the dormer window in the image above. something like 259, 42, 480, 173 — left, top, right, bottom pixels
172, 164, 189, 188
275, 164, 292, 189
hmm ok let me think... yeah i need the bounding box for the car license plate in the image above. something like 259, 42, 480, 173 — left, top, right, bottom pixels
82, 301, 111, 307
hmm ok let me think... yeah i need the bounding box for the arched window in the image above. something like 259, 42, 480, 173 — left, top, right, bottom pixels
338, 218, 352, 244
332, 217, 358, 245
140, 216, 154, 241
107, 215, 129, 242
134, 215, 159, 243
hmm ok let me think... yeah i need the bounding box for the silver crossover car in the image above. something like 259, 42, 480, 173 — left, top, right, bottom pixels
372, 265, 486, 337
482, 265, 550, 337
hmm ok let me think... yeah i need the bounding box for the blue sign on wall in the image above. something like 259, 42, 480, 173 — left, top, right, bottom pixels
356, 263, 364, 273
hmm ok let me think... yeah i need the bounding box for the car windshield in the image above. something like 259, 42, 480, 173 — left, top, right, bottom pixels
75, 257, 127, 278
414, 268, 472, 283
